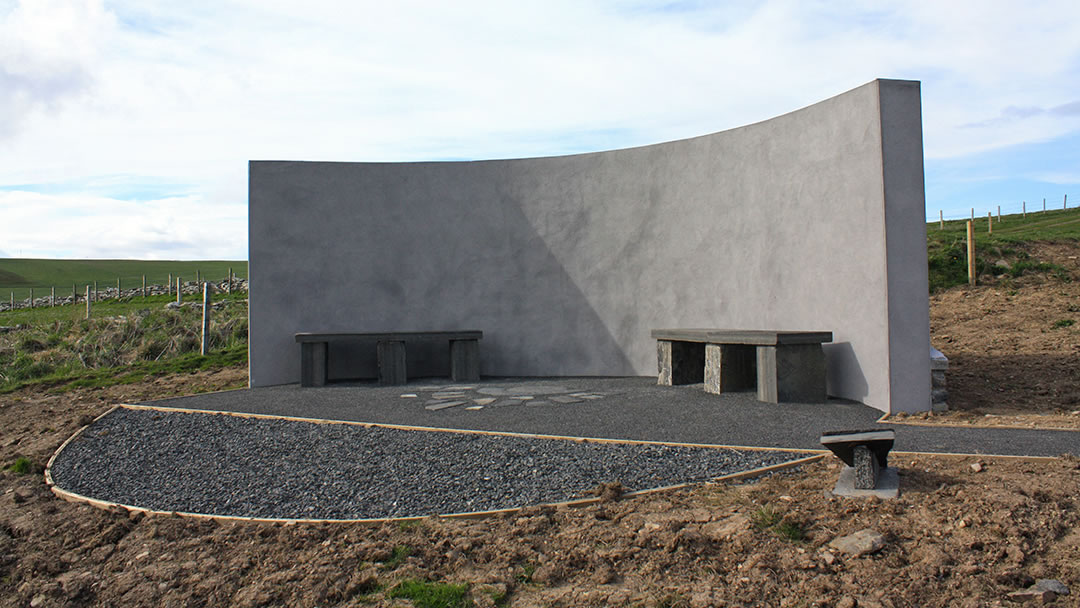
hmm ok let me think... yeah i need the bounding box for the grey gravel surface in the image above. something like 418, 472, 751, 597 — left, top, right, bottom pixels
49, 407, 808, 520
138, 378, 1080, 457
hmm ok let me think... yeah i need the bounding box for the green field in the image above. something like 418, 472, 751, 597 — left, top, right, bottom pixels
926, 207, 1080, 292
0, 259, 248, 303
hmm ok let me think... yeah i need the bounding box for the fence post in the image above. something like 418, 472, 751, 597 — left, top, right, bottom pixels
988, 211, 993, 234
142, 275, 146, 298
1023, 201, 1026, 218
117, 277, 121, 298
93, 281, 97, 303
177, 277, 182, 304
72, 284, 76, 306
970, 207, 974, 221
201, 282, 211, 355
1043, 198, 1046, 212
966, 220, 976, 287
1065, 194, 1069, 210
51, 286, 55, 307
9, 292, 12, 310
29, 288, 33, 308
227, 267, 233, 294
196, 269, 201, 284
938, 210, 943, 229
85, 286, 91, 319
168, 273, 172, 296
997, 205, 1001, 222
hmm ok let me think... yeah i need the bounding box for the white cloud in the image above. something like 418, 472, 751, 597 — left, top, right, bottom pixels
1, 0, 1079, 258
0, 190, 246, 259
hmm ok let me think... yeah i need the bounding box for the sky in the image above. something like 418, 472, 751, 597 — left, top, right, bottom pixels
1, 0, 1078, 260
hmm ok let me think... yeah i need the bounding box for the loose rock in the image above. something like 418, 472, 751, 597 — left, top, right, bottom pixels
829, 529, 887, 557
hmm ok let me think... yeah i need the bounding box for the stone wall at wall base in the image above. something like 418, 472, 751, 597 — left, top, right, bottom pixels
248, 79, 931, 414
930, 346, 949, 412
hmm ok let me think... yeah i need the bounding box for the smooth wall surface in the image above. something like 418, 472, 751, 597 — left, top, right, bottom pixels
249, 79, 930, 413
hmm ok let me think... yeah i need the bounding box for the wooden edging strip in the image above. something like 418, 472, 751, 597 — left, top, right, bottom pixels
116, 402, 827, 453
43, 406, 824, 526
877, 412, 1080, 433
44, 404, 1067, 526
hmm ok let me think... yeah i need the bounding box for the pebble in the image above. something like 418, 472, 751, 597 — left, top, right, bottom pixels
49, 407, 806, 520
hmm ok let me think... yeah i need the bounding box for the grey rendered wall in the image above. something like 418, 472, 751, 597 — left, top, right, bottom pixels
249, 79, 930, 414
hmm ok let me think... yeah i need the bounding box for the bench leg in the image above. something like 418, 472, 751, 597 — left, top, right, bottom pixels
450, 339, 480, 382
705, 344, 755, 394
657, 340, 705, 386
377, 340, 407, 385
756, 344, 826, 403
300, 342, 328, 387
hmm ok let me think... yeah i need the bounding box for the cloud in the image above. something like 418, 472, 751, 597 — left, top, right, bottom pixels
961, 100, 1080, 129
0, 190, 246, 259
0, 0, 116, 138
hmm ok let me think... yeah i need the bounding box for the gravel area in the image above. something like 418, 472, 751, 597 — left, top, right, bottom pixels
49, 407, 809, 520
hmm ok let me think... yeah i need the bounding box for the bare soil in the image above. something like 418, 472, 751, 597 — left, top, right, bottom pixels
2, 250, 1080, 607
910, 240, 1080, 430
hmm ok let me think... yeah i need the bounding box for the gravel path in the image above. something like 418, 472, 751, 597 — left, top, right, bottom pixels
49, 407, 808, 520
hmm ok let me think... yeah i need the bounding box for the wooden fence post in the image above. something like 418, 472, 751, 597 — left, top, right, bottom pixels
997, 205, 1001, 222
970, 208, 974, 221
988, 211, 993, 234
85, 286, 91, 319
1023, 201, 1026, 218
29, 288, 33, 308
117, 277, 121, 297
1065, 194, 1069, 210
201, 282, 211, 355
93, 281, 98, 303
1043, 198, 1046, 212
966, 220, 976, 287
142, 275, 146, 298
196, 269, 201, 284
939, 210, 943, 229
168, 273, 172, 296
72, 284, 76, 306
176, 277, 182, 304
9, 292, 12, 310
51, 286, 55, 307
227, 267, 233, 294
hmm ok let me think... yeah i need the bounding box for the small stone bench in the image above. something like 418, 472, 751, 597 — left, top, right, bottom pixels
294, 331, 482, 387
651, 329, 832, 403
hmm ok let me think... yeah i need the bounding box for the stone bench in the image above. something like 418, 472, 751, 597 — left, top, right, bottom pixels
294, 331, 482, 387
651, 329, 832, 403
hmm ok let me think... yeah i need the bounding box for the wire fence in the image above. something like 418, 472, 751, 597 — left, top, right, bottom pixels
929, 193, 1070, 225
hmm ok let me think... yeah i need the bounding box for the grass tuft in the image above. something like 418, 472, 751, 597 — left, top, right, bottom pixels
8, 456, 36, 475
387, 579, 470, 608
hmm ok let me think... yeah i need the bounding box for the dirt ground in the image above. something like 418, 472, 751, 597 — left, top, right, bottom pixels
2, 245, 1080, 607
909, 240, 1080, 430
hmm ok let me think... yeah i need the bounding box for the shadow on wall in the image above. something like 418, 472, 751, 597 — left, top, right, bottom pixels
258, 159, 640, 382
824, 342, 868, 402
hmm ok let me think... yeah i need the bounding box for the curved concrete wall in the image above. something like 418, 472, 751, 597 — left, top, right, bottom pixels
249, 79, 930, 414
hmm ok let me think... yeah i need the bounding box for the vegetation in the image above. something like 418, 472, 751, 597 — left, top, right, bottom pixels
751, 504, 807, 542
386, 579, 471, 608
0, 293, 248, 394
0, 259, 247, 302
7, 456, 36, 475
926, 207, 1080, 292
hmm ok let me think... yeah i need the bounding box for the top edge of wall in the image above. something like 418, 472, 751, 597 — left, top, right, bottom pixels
249, 78, 919, 167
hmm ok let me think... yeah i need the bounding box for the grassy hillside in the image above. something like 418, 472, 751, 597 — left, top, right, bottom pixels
0, 259, 248, 302
927, 207, 1079, 292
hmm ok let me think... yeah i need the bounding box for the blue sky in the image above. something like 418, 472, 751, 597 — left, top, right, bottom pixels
1, 0, 1078, 259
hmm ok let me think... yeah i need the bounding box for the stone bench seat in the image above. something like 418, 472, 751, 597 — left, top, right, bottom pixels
651, 329, 832, 403
295, 331, 482, 387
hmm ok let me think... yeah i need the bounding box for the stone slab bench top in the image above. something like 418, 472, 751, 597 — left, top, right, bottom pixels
650, 329, 832, 345
295, 331, 483, 343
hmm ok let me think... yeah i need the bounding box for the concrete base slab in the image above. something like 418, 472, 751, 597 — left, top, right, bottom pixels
833, 466, 899, 499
